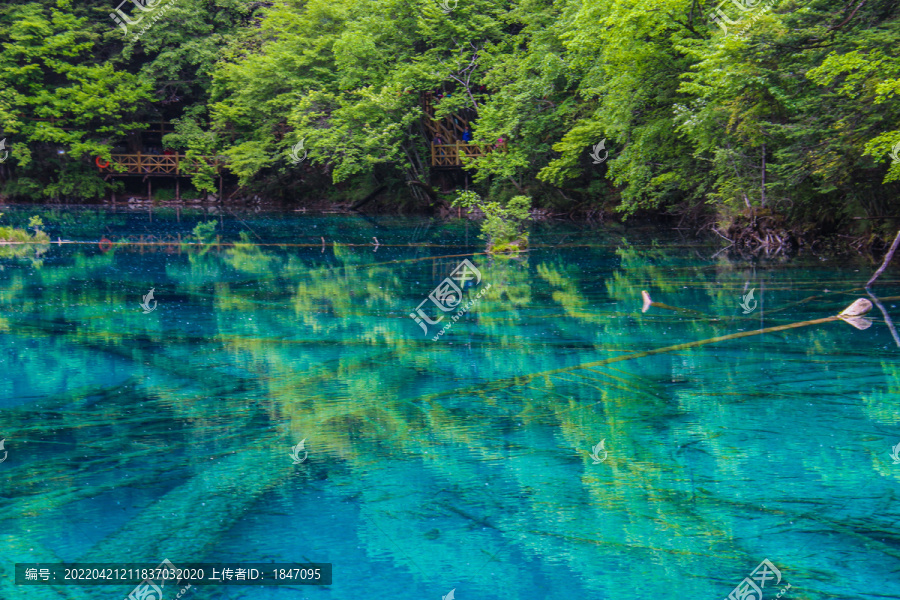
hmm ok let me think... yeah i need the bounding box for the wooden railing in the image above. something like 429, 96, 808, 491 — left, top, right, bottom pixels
431, 142, 505, 167
422, 93, 508, 167
422, 92, 473, 144
96, 154, 224, 176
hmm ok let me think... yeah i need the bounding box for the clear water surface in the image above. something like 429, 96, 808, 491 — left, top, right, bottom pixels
1, 207, 899, 600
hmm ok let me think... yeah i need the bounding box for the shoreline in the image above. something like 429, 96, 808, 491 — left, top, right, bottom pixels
1, 199, 898, 256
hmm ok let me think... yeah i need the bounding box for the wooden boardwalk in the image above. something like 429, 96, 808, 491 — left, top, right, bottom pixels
422, 92, 506, 168
422, 92, 472, 145
431, 142, 505, 167
90, 100, 504, 176
96, 153, 224, 176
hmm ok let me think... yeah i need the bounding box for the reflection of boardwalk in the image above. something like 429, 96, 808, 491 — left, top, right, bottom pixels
96, 154, 224, 176
98, 235, 189, 255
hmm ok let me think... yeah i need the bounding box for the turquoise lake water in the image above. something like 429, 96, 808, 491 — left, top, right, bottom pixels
1, 207, 899, 600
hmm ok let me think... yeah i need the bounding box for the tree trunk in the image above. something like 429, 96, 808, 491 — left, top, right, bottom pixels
407, 179, 439, 202
760, 143, 766, 208
350, 186, 388, 211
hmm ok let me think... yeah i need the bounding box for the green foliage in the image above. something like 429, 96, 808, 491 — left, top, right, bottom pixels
225, 231, 280, 273
451, 190, 481, 210
0, 0, 252, 200
190, 220, 218, 244
200, 0, 900, 228
0, 1, 155, 199
0, 0, 898, 234
0, 212, 51, 263
452, 191, 531, 253
0, 226, 32, 243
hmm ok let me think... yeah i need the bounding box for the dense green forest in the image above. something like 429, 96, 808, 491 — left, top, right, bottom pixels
0, 0, 898, 239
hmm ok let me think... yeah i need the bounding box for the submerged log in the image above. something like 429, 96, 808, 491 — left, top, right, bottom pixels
80, 444, 290, 563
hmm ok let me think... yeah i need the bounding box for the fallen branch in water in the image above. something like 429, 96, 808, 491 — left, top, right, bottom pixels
866, 229, 900, 287
641, 290, 719, 321
414, 298, 873, 405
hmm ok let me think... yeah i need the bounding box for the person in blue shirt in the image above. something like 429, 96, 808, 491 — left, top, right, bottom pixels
461, 127, 473, 142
